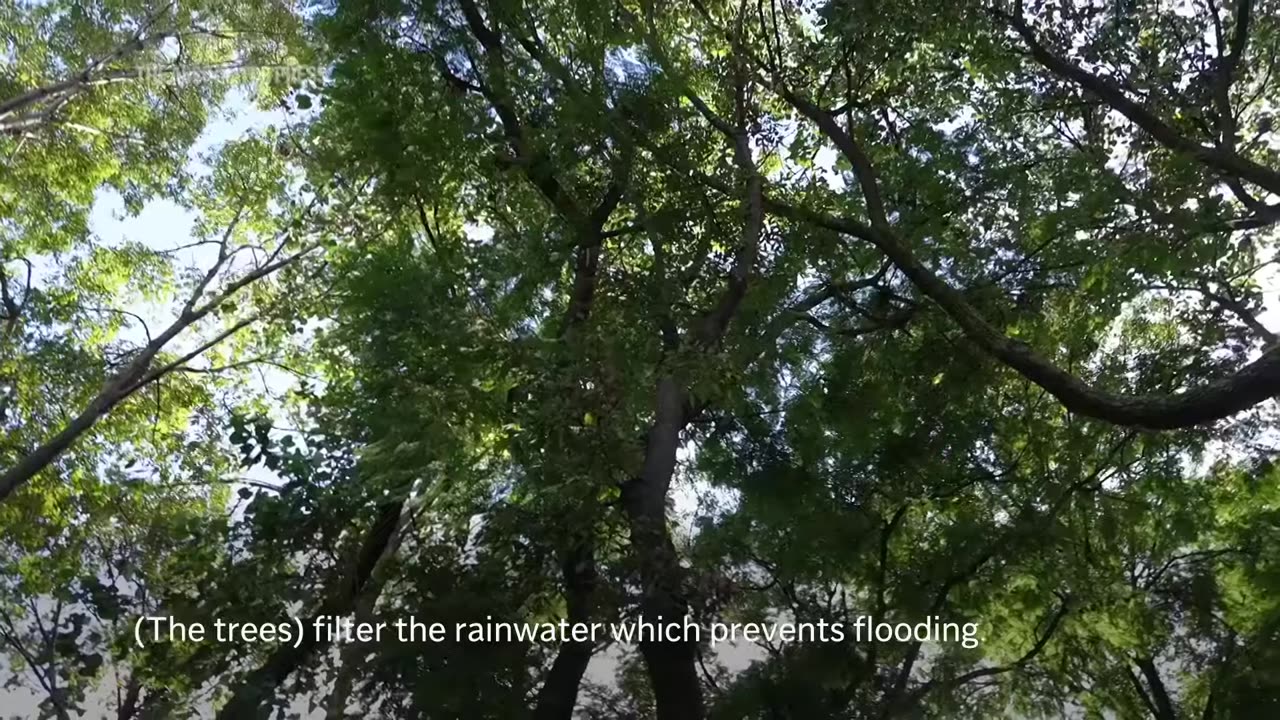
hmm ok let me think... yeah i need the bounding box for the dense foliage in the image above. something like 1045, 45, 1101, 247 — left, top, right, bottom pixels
2, 0, 1279, 718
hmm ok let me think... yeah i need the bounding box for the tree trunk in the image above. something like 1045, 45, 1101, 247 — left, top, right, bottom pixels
532, 544, 599, 720
215, 500, 404, 720
620, 376, 705, 720
1135, 657, 1178, 720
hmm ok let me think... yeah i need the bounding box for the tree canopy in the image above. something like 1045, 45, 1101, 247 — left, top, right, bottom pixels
2, 0, 1279, 718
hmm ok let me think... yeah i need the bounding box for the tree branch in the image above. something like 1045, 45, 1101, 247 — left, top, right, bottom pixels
766, 79, 1280, 429
905, 599, 1070, 707
0, 236, 313, 503
997, 6, 1280, 197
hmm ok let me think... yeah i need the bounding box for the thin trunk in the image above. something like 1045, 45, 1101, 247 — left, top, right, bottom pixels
0, 313, 254, 501
1135, 657, 1179, 720
117, 674, 142, 720
215, 500, 404, 720
604, 40, 761, 716
0, 4, 175, 134
532, 544, 599, 720
214, 633, 323, 720
620, 377, 705, 720
449, 7, 706, 716
324, 494, 427, 719
136, 688, 176, 720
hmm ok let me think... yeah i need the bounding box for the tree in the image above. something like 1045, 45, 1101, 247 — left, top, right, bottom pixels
3, 0, 1280, 718
0, 0, 315, 501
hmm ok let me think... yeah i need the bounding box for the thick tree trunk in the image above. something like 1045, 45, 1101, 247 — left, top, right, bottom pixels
625, 513, 705, 720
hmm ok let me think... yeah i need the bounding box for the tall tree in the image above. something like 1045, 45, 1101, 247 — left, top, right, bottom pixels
3, 0, 1280, 718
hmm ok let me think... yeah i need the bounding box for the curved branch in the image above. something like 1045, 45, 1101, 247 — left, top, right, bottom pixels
903, 599, 1070, 709
773, 191, 1280, 429
998, 7, 1280, 197
768, 78, 1280, 429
